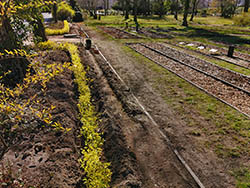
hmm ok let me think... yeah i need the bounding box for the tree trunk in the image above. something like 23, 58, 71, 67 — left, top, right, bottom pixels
244, 0, 249, 12
182, 0, 190, 26
221, 0, 225, 17
33, 16, 47, 42
52, 3, 58, 23
174, 0, 179, 20
103, 0, 107, 15
147, 0, 151, 15
125, 0, 130, 19
133, 0, 138, 23
0, 17, 18, 51
174, 12, 178, 20
190, 0, 197, 21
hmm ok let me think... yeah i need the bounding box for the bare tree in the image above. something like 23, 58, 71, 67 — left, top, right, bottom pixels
190, 0, 200, 21
244, 0, 249, 12
182, 0, 190, 26
133, 0, 138, 23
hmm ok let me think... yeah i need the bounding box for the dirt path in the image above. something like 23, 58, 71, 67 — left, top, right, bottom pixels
80, 25, 237, 187
79, 46, 199, 188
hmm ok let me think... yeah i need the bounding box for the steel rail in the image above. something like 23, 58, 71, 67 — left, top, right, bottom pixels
146, 43, 250, 79
126, 43, 250, 119
164, 42, 250, 70
139, 43, 250, 96
94, 44, 206, 188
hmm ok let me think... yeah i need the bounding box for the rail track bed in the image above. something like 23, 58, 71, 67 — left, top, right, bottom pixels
170, 41, 250, 65
127, 42, 250, 117
148, 43, 250, 92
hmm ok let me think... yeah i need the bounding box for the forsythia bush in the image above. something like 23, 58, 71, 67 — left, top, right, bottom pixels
233, 12, 250, 26
0, 49, 71, 151
38, 41, 112, 188
45, 20, 70, 35
57, 1, 75, 21
66, 43, 112, 188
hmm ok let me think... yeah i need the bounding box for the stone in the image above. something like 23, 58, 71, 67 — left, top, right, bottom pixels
186, 43, 194, 46
209, 49, 218, 53
197, 46, 205, 50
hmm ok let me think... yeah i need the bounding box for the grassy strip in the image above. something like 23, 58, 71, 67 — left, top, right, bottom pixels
45, 20, 70, 35
37, 41, 112, 188
123, 45, 250, 187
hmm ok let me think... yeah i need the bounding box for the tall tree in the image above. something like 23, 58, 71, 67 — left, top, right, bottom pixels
52, 2, 58, 23
244, 0, 249, 12
0, 0, 52, 49
133, 0, 138, 23
170, 0, 180, 20
190, 0, 199, 21
152, 0, 168, 18
125, 0, 131, 19
182, 0, 190, 26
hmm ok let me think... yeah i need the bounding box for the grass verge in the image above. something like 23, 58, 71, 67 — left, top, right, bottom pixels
123, 45, 250, 186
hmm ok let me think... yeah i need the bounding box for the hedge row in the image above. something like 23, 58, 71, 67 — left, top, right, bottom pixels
45, 20, 70, 36
37, 41, 112, 188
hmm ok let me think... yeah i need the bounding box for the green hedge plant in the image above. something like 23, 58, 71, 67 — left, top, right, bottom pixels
57, 1, 75, 21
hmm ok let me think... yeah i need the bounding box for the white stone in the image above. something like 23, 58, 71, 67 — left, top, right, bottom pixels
209, 49, 218, 53
197, 46, 205, 50
186, 43, 194, 46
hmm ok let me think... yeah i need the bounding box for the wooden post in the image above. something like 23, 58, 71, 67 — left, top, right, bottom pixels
227, 46, 235, 57
85, 39, 92, 50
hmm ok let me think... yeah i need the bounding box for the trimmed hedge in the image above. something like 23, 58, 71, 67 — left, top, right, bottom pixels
57, 1, 75, 21
45, 20, 70, 35
37, 41, 112, 188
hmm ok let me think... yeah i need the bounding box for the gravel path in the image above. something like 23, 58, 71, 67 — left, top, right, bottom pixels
146, 43, 250, 92
166, 41, 250, 70
128, 43, 250, 116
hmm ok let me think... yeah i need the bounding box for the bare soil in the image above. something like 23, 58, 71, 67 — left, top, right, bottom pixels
1, 22, 248, 188
0, 50, 82, 187
80, 24, 247, 188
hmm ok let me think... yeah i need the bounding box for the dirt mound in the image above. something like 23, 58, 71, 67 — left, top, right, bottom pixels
78, 48, 142, 187
0, 58, 30, 88
0, 51, 82, 187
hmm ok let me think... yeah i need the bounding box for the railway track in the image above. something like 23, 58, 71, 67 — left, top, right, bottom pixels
145, 43, 250, 92
127, 43, 250, 117
93, 44, 205, 188
166, 42, 250, 70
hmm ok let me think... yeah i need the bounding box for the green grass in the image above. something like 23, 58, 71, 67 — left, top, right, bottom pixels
233, 168, 250, 188
123, 45, 250, 160
86, 14, 250, 53
87, 17, 250, 163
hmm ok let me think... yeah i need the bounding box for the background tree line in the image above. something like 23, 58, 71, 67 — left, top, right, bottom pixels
94, 0, 249, 26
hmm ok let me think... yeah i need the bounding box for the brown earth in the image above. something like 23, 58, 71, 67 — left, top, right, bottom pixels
0, 50, 82, 187
79, 24, 243, 188
1, 22, 247, 188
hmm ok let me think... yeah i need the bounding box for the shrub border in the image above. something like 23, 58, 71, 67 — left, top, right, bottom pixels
45, 20, 70, 36
37, 41, 112, 188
